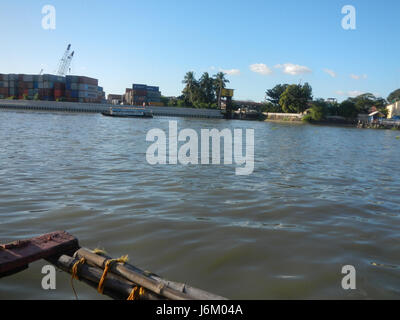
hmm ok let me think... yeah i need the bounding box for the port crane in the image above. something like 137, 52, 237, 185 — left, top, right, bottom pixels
56, 44, 75, 76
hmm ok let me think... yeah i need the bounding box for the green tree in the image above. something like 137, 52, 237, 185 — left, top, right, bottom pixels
177, 99, 187, 107
350, 93, 387, 114
160, 96, 169, 106
387, 89, 400, 103
199, 72, 215, 103
303, 99, 327, 121
261, 102, 283, 113
338, 99, 358, 118
279, 83, 313, 113
180, 70, 232, 109
167, 98, 177, 106
265, 84, 288, 106
325, 100, 340, 116
182, 71, 198, 105
213, 72, 230, 106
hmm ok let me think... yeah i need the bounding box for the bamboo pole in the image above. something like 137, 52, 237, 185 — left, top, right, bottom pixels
122, 261, 227, 300
49, 254, 161, 300
75, 248, 196, 300
74, 248, 227, 300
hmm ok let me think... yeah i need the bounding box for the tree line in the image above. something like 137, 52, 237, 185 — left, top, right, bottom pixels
162, 71, 230, 109
262, 83, 400, 121
161, 72, 400, 116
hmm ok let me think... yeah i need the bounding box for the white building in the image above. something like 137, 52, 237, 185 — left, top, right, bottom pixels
387, 101, 400, 118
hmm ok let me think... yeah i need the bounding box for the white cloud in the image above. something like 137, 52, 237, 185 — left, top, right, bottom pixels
249, 63, 273, 75
336, 90, 365, 97
323, 69, 336, 78
350, 74, 367, 80
220, 68, 240, 76
348, 90, 365, 97
275, 63, 312, 75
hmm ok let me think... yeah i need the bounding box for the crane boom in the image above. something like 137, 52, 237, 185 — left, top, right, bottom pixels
63, 51, 74, 75
57, 44, 74, 76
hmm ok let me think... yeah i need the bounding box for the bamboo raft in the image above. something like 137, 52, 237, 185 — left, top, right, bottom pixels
0, 231, 226, 300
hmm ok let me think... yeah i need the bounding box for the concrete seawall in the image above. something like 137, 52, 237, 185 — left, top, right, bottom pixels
263, 112, 303, 121
0, 100, 224, 119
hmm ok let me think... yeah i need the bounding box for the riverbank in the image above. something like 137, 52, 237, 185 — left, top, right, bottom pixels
357, 121, 400, 130
2, 99, 400, 130
0, 99, 224, 119
263, 112, 303, 122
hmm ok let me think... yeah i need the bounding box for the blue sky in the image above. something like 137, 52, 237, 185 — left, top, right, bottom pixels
0, 0, 399, 102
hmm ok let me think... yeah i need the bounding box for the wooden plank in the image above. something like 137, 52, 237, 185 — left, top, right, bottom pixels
0, 231, 79, 277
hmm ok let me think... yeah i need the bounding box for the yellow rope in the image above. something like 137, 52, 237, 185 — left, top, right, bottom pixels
93, 248, 107, 256
70, 257, 86, 300
97, 255, 129, 294
127, 286, 145, 300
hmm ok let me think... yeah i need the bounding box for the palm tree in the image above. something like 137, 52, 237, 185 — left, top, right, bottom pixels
213, 72, 230, 107
182, 71, 197, 104
199, 72, 215, 103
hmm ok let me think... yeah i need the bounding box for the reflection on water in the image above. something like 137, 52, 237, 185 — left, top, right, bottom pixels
0, 110, 399, 299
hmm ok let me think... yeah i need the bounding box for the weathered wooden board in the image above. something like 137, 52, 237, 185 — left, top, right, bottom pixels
0, 231, 79, 277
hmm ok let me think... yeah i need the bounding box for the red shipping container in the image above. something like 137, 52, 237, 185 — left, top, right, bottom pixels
78, 76, 98, 86
54, 89, 64, 98
39, 89, 53, 96
134, 90, 147, 96
18, 82, 29, 89
54, 82, 65, 90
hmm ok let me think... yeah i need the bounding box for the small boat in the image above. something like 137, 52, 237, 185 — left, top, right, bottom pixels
102, 106, 153, 118
0, 231, 226, 300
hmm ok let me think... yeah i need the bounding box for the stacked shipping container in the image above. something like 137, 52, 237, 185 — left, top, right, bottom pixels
0, 73, 105, 103
132, 84, 147, 105
97, 86, 105, 103
65, 75, 102, 103
146, 86, 161, 104
0, 74, 23, 99
128, 83, 162, 105
0, 74, 11, 99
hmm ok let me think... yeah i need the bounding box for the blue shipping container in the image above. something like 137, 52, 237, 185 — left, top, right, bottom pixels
133, 84, 147, 90
147, 86, 159, 92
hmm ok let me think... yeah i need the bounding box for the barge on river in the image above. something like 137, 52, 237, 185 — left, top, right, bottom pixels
102, 106, 153, 118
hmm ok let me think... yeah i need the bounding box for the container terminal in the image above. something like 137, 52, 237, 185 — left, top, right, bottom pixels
0, 44, 234, 119
0, 73, 105, 104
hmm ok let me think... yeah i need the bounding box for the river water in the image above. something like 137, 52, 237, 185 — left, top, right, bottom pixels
0, 110, 399, 299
